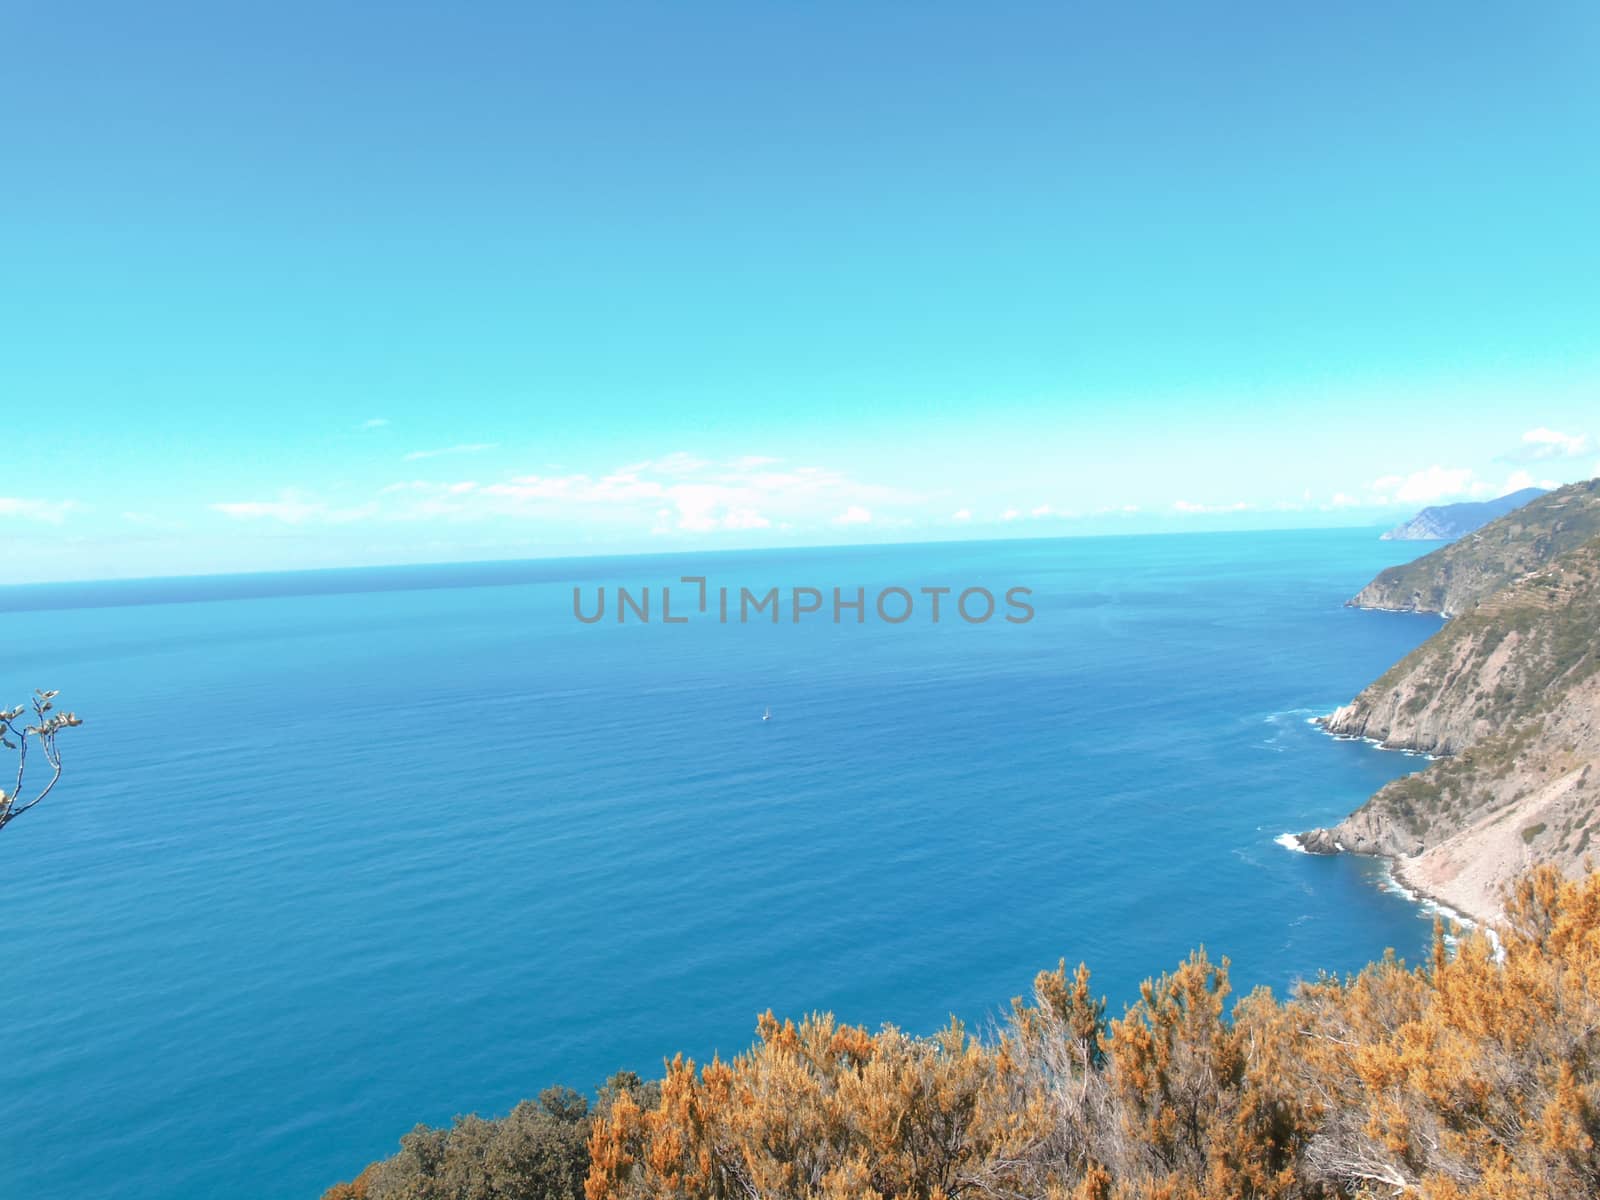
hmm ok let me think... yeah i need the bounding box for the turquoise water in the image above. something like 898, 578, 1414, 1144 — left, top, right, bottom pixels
2, 530, 1442, 1199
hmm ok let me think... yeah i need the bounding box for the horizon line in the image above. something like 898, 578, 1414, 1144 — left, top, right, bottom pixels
0, 521, 1399, 608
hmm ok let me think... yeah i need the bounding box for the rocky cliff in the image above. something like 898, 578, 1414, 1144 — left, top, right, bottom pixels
1303, 478, 1600, 921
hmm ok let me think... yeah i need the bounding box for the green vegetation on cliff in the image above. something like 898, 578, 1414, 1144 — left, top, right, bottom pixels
1349, 478, 1600, 616
325, 1078, 657, 1200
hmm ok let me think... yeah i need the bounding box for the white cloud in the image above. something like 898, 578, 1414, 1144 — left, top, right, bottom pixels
951, 508, 971, 522
383, 480, 481, 496
269, 452, 907, 537
669, 483, 770, 532
718, 508, 772, 531
211, 492, 375, 525
1500, 469, 1558, 493
0, 496, 79, 524
1001, 508, 1021, 521
617, 451, 711, 477
1364, 464, 1566, 509
212, 497, 322, 523
360, 418, 390, 429
1172, 500, 1252, 514
483, 471, 665, 504
1504, 427, 1592, 463
1369, 466, 1478, 504
1030, 504, 1054, 518
402, 442, 499, 462
466, 455, 898, 535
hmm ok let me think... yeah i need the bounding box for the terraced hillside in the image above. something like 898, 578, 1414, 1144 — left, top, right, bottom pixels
1350, 478, 1600, 616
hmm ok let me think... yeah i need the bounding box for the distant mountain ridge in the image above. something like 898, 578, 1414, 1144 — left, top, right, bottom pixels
1348, 481, 1600, 617
1379, 486, 1546, 542
1302, 478, 1600, 919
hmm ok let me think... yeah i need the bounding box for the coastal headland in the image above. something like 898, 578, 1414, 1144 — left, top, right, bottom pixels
1300, 479, 1600, 922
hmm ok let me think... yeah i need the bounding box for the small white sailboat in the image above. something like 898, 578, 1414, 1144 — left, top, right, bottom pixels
762, 706, 771, 721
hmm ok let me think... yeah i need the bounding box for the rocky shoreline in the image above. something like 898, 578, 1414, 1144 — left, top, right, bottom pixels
1296, 479, 1600, 927
1296, 723, 1499, 928
1296, 810, 1497, 930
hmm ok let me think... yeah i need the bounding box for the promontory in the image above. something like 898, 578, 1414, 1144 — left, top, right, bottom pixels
1301, 478, 1600, 922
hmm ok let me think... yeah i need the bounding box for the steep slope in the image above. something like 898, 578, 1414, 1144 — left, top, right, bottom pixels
1304, 490, 1600, 920
1379, 486, 1545, 541
1322, 535, 1600, 755
1349, 478, 1600, 616
1329, 669, 1598, 920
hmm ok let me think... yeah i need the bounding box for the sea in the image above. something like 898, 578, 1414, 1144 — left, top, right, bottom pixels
1, 529, 1446, 1199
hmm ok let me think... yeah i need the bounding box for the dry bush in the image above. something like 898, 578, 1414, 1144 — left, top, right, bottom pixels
336, 866, 1600, 1200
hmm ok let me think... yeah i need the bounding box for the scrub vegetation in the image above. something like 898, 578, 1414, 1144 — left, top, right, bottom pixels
326, 865, 1600, 1200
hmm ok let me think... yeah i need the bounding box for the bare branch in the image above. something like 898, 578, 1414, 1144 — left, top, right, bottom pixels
0, 689, 82, 834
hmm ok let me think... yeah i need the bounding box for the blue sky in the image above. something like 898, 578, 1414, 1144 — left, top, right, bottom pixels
3, 2, 1597, 582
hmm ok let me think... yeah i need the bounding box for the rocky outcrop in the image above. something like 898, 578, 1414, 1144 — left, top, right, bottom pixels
1316, 671, 1600, 921
1318, 620, 1520, 756
1379, 487, 1545, 542
1304, 479, 1600, 922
